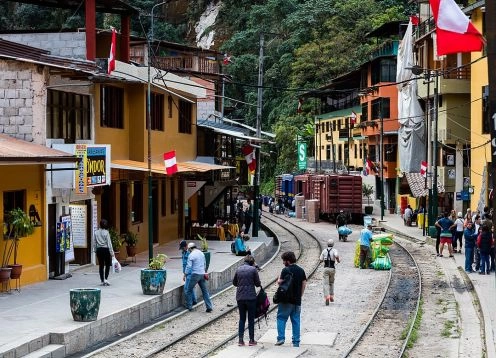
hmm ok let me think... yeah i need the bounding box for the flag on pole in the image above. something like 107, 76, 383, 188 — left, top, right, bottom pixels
409, 15, 420, 26
429, 0, 484, 56
241, 145, 256, 172
163, 151, 178, 175
365, 159, 374, 175
108, 28, 116, 74
350, 111, 357, 125
223, 53, 232, 65
420, 161, 427, 177
297, 98, 303, 114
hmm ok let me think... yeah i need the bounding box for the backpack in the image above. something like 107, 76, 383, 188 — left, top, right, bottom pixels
256, 288, 270, 328
273, 271, 294, 304
231, 241, 236, 254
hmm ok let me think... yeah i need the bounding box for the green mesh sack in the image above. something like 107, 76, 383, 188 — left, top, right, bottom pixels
371, 256, 391, 270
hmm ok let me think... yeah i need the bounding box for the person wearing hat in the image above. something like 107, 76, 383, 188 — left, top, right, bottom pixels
184, 242, 213, 312
319, 239, 340, 305
453, 212, 465, 253
359, 224, 373, 269
180, 240, 196, 305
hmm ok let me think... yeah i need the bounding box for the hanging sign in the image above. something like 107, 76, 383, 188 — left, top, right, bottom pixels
297, 142, 307, 170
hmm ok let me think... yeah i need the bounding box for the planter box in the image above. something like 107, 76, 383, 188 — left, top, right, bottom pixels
140, 269, 167, 295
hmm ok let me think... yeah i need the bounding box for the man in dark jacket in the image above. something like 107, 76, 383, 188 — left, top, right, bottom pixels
463, 222, 478, 273
275, 251, 307, 347
233, 255, 261, 346
477, 226, 493, 274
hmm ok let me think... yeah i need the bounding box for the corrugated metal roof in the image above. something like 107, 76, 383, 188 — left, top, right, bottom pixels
13, 0, 138, 15
0, 134, 79, 164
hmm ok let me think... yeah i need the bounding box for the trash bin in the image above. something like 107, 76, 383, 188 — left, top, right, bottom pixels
364, 216, 372, 228
417, 213, 425, 228
429, 226, 438, 238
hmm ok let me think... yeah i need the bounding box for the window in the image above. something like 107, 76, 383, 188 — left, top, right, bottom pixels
168, 96, 173, 118
326, 145, 331, 160
332, 121, 336, 131
482, 86, 490, 134
149, 93, 165, 131
100, 85, 124, 128
360, 143, 363, 158
371, 98, 390, 120
354, 144, 358, 159
178, 99, 192, 134
131, 181, 143, 223
161, 180, 166, 216
361, 103, 368, 122
372, 59, 396, 84
326, 122, 329, 132
337, 119, 341, 129
47, 90, 91, 142
338, 145, 342, 161
4, 190, 26, 236
170, 180, 176, 214
385, 144, 397, 162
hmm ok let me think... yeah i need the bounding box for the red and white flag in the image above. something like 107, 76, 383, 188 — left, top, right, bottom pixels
350, 111, 357, 125
163, 151, 178, 175
429, 0, 484, 56
108, 28, 116, 74
409, 15, 420, 26
365, 159, 374, 175
241, 145, 256, 172
420, 161, 427, 178
223, 53, 232, 65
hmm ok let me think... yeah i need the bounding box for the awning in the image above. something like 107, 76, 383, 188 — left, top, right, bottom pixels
405, 172, 445, 198
0, 134, 79, 164
111, 159, 232, 174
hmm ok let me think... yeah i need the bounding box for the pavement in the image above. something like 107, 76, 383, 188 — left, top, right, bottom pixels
0, 232, 274, 358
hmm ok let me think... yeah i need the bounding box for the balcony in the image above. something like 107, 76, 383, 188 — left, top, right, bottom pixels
415, 18, 435, 39
369, 40, 399, 61
417, 68, 471, 98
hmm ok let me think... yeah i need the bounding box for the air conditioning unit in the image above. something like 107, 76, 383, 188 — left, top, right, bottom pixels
438, 128, 452, 141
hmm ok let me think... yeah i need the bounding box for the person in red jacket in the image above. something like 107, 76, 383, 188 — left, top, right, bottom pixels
477, 225, 494, 275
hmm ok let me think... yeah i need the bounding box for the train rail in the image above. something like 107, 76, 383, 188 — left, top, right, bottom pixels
342, 240, 422, 358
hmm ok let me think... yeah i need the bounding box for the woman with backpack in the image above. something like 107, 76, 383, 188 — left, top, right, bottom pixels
233, 255, 261, 346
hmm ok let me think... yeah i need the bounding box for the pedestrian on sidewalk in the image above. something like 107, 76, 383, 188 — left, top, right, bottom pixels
184, 242, 213, 312
234, 232, 252, 256
474, 216, 482, 271
463, 222, 478, 273
233, 255, 261, 347
359, 224, 373, 268
435, 212, 454, 257
180, 240, 196, 306
319, 239, 340, 305
477, 226, 493, 275
244, 199, 253, 234
435, 214, 442, 256
453, 212, 464, 253
93, 219, 114, 286
404, 205, 413, 226
275, 251, 307, 348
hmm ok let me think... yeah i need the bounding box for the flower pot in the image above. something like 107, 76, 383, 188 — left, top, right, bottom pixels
364, 206, 374, 215
0, 267, 12, 284
388, 208, 395, 214
8, 264, 22, 279
140, 269, 167, 295
69, 288, 101, 322
126, 245, 137, 258
203, 251, 211, 272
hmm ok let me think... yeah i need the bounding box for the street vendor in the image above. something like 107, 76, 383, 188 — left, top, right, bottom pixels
359, 224, 373, 269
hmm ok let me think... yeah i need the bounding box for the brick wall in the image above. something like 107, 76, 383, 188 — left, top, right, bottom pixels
0, 32, 86, 59
0, 60, 47, 143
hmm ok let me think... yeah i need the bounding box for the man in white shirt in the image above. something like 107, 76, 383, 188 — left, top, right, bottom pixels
404, 205, 413, 226
319, 239, 340, 305
184, 243, 213, 312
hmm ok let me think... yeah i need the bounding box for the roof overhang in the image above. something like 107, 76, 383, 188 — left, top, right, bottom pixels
111, 159, 233, 174
12, 0, 138, 15
0, 134, 80, 165
405, 172, 445, 198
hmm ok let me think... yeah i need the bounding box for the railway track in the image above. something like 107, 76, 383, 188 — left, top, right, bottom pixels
83, 214, 322, 358
342, 240, 422, 358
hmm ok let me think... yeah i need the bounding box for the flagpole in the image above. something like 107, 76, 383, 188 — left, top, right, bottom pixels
487, 0, 496, 225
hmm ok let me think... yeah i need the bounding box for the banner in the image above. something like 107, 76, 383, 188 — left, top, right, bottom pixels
297, 142, 307, 170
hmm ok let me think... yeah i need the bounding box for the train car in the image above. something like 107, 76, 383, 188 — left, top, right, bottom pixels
294, 173, 313, 199
275, 174, 295, 203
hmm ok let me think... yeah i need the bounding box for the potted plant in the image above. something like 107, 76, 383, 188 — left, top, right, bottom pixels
124, 231, 139, 258
2, 208, 35, 280
362, 184, 374, 215
140, 253, 168, 295
197, 234, 210, 272
109, 227, 123, 261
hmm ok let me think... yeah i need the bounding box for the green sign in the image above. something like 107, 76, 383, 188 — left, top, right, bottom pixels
297, 142, 307, 170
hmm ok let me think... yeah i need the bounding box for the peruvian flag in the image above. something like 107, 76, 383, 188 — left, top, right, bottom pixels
420, 161, 427, 178
242, 145, 256, 172
350, 111, 357, 125
365, 159, 374, 175
108, 28, 116, 74
409, 15, 420, 26
429, 0, 484, 56
163, 151, 178, 175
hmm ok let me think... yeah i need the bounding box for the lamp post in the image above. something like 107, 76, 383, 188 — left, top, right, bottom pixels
147, 1, 167, 260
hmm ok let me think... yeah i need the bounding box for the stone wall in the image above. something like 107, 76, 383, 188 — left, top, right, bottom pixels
0, 60, 47, 143
1, 32, 86, 59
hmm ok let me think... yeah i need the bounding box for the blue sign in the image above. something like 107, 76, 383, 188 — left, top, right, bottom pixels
456, 191, 470, 201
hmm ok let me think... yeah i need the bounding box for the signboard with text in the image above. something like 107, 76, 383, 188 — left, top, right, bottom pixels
297, 142, 307, 170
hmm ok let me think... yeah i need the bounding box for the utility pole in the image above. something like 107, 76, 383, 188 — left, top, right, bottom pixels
487, 1, 496, 214
380, 99, 385, 221
252, 33, 264, 238
432, 70, 439, 221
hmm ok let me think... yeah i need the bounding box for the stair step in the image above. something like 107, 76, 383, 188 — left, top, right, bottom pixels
23, 344, 65, 358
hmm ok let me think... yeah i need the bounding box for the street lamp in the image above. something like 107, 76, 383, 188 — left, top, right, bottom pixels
147, 1, 167, 260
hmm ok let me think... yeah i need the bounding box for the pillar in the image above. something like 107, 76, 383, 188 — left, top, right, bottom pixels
85, 0, 96, 61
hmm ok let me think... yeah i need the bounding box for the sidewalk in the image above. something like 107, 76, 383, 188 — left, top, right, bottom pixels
0, 233, 274, 357
372, 209, 496, 358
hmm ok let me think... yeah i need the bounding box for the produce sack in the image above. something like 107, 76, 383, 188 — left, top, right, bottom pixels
371, 256, 391, 270
338, 226, 352, 236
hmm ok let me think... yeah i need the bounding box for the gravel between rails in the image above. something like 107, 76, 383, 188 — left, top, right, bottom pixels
344, 242, 420, 357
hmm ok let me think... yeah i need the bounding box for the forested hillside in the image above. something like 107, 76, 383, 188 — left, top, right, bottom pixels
0, 0, 412, 192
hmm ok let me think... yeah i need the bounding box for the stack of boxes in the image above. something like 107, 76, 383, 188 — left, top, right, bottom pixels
305, 199, 320, 223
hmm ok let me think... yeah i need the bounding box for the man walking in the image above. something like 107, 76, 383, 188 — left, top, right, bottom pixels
184, 242, 213, 312
319, 239, 340, 305
180, 240, 196, 305
359, 224, 373, 269
275, 251, 307, 347
244, 199, 253, 234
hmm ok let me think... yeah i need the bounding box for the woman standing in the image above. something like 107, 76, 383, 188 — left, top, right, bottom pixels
233, 255, 261, 346
93, 219, 114, 286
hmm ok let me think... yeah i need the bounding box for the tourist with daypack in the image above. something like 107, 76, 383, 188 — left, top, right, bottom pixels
274, 251, 307, 348
319, 239, 340, 305
233, 255, 261, 346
